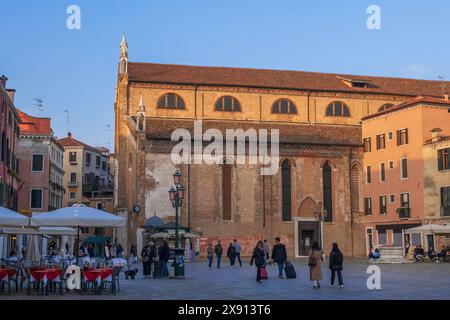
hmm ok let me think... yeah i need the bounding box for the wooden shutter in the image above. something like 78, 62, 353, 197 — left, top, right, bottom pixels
438, 149, 443, 171
405, 129, 409, 144
396, 130, 401, 146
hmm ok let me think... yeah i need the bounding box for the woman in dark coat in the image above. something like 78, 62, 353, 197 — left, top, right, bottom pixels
329, 242, 344, 288
250, 241, 266, 282
227, 243, 236, 268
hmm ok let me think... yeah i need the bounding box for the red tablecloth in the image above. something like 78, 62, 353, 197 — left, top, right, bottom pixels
31, 269, 61, 282
83, 269, 112, 282
0, 268, 16, 280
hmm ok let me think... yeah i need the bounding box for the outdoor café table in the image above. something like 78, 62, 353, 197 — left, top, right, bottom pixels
30, 268, 61, 295
0, 268, 16, 280
83, 268, 113, 294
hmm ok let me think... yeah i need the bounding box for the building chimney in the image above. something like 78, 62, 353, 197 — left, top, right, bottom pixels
0, 75, 7, 88
431, 128, 442, 143
444, 93, 449, 101
68, 132, 72, 138
6, 89, 15, 103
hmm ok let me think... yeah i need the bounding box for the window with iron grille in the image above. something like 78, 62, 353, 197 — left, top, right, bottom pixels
323, 162, 333, 222
281, 160, 292, 221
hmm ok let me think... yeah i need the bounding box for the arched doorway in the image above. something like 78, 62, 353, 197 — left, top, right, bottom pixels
296, 197, 320, 257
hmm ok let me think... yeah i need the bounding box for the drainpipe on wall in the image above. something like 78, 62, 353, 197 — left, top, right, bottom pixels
349, 150, 354, 257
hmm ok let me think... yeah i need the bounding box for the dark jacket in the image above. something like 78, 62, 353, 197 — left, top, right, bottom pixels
329, 248, 343, 271
214, 244, 223, 256
271, 243, 287, 264
250, 247, 265, 268
227, 246, 236, 259
158, 245, 171, 262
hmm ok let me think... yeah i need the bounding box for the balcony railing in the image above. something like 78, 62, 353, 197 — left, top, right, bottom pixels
68, 181, 78, 187
397, 207, 411, 219
441, 206, 450, 217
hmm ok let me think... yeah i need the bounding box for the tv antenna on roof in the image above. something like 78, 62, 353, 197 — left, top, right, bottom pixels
105, 124, 112, 149
438, 75, 446, 97
33, 97, 44, 115
63, 110, 70, 134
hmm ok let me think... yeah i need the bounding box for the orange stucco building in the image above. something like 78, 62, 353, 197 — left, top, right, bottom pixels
358, 96, 450, 254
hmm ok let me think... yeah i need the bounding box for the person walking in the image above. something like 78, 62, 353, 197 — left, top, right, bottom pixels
232, 239, 242, 267
308, 241, 324, 289
329, 242, 344, 289
250, 241, 266, 283
141, 243, 151, 279
207, 243, 214, 268
214, 241, 223, 269
227, 242, 236, 268
271, 237, 287, 278
263, 240, 270, 265
158, 240, 171, 278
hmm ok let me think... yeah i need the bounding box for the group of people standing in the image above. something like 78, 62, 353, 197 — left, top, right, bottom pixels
207, 237, 345, 289
141, 240, 171, 278
79, 242, 125, 260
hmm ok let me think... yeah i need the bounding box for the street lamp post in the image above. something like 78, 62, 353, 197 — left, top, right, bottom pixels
168, 169, 185, 249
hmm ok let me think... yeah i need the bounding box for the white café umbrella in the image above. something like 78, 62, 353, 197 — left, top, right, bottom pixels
30, 204, 125, 263
405, 224, 450, 234
0, 206, 29, 227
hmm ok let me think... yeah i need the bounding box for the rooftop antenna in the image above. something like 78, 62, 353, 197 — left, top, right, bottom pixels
438, 75, 446, 97
63, 110, 71, 134
105, 124, 112, 149
33, 97, 44, 115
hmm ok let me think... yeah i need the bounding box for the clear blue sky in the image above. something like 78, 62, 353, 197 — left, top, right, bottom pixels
1, 0, 450, 150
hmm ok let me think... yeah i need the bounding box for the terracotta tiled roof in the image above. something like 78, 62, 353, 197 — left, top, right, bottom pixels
17, 109, 52, 135
142, 118, 361, 146
57, 134, 102, 153
361, 96, 450, 121
128, 62, 450, 97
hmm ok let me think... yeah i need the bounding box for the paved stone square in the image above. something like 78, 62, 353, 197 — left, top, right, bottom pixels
1, 258, 449, 300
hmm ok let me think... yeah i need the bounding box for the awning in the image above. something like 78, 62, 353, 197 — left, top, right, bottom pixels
376, 223, 421, 233
0, 227, 77, 236
405, 224, 450, 234
0, 207, 29, 227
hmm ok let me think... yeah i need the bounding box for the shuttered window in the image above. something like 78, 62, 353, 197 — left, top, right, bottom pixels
397, 129, 408, 146
438, 148, 450, 171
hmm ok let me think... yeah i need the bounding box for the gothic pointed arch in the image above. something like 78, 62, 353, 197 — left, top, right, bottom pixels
297, 197, 319, 219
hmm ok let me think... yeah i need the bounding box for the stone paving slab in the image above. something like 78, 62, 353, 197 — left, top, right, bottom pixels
1, 259, 449, 300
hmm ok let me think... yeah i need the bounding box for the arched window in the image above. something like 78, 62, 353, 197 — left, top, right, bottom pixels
157, 93, 185, 109
322, 161, 333, 222
272, 99, 297, 114
325, 101, 350, 117
215, 96, 241, 112
281, 159, 292, 221
222, 159, 232, 221
351, 164, 361, 214
378, 103, 394, 112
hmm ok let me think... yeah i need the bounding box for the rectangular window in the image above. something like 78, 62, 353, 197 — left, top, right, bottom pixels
96, 155, 101, 167
363, 138, 371, 152
70, 192, 76, 199
85, 152, 91, 165
400, 192, 410, 208
69, 152, 77, 162
70, 172, 76, 182
31, 154, 44, 172
102, 161, 107, 171
437, 148, 450, 171
389, 194, 395, 203
380, 163, 386, 182
441, 187, 450, 217
379, 196, 387, 214
397, 128, 409, 146
388, 132, 393, 141
30, 189, 43, 209
366, 165, 372, 183
376, 134, 386, 150
364, 197, 372, 215
400, 158, 408, 179
388, 160, 394, 170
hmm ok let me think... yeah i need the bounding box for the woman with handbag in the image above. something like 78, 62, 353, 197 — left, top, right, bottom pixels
250, 241, 266, 283
308, 241, 324, 289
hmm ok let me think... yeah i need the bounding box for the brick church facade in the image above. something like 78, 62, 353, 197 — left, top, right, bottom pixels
114, 36, 448, 257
